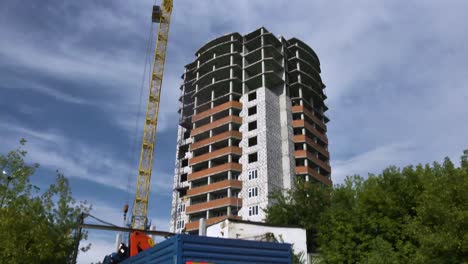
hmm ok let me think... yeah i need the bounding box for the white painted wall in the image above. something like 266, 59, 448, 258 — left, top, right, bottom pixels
207, 219, 308, 263
238, 87, 269, 222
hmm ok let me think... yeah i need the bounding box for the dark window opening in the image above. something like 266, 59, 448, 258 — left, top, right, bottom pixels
248, 152, 258, 163
248, 121, 257, 131
180, 173, 187, 182
183, 131, 190, 139
248, 92, 257, 101
248, 106, 257, 116
294, 143, 304, 150
295, 158, 305, 166
248, 136, 257, 147
293, 113, 302, 120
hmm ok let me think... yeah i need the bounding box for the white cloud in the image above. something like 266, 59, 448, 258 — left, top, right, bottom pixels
0, 0, 183, 135
0, 123, 177, 214
331, 142, 418, 183
0, 123, 169, 194
77, 233, 115, 264
2, 80, 95, 106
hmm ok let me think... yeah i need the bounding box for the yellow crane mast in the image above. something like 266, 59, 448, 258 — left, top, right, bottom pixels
131, 0, 173, 230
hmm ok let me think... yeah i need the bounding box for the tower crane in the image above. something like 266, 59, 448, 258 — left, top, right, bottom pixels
126, 0, 173, 257
71, 1, 175, 262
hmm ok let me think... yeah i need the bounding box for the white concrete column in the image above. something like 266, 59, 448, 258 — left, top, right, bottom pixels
242, 42, 246, 94
211, 90, 215, 108
261, 48, 266, 87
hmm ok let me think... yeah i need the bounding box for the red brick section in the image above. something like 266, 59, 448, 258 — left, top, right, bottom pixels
191, 116, 242, 137
293, 135, 329, 158
186, 197, 243, 214
185, 215, 242, 231
292, 119, 328, 144
292, 105, 326, 131
189, 146, 242, 166
190, 131, 242, 151
188, 163, 242, 181
187, 180, 242, 197
296, 166, 332, 186
192, 101, 242, 122
294, 150, 331, 173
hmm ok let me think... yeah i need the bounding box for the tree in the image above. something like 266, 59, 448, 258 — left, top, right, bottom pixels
0, 140, 91, 264
265, 179, 331, 254
318, 151, 468, 263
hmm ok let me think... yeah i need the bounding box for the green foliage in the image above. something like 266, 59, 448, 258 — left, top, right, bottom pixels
0, 140, 91, 264
318, 152, 468, 263
265, 179, 331, 252
266, 151, 468, 263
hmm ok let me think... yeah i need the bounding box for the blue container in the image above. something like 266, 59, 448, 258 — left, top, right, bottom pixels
121, 234, 292, 264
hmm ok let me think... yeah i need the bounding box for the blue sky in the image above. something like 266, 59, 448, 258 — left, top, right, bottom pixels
1, 0, 467, 262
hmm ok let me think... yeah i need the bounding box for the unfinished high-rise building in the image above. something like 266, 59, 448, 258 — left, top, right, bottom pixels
170, 27, 331, 233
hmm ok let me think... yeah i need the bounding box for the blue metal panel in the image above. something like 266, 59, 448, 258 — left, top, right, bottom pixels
122, 234, 292, 264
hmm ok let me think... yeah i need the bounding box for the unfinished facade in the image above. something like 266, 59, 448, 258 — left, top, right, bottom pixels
170, 27, 331, 233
